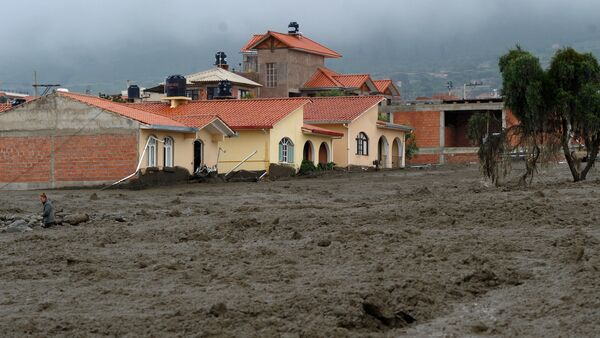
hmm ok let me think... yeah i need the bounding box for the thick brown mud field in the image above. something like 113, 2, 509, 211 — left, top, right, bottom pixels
1, 164, 599, 337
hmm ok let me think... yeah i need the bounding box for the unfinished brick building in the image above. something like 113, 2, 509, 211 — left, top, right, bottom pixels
385, 98, 510, 165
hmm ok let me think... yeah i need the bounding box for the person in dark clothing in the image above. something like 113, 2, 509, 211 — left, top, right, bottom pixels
40, 193, 55, 228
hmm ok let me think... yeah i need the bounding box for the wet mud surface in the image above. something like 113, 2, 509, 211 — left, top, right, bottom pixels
1, 164, 599, 337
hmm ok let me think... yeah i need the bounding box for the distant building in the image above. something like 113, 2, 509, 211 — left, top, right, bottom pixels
144, 66, 262, 102
239, 23, 342, 97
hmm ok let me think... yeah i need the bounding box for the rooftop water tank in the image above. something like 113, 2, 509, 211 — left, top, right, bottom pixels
165, 75, 186, 97
217, 80, 232, 98
127, 85, 140, 102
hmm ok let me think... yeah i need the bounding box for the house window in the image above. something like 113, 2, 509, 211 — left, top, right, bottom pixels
278, 137, 294, 163
238, 89, 249, 99
148, 136, 157, 167
186, 89, 199, 101
266, 63, 277, 88
207, 87, 218, 100
164, 137, 174, 167
356, 132, 369, 155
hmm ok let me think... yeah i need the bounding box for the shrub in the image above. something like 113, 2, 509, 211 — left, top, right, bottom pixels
298, 160, 317, 175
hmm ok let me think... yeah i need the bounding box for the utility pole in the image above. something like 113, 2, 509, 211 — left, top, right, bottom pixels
33, 71, 38, 97
32, 71, 61, 96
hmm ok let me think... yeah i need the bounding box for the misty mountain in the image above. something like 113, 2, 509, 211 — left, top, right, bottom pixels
1, 0, 600, 99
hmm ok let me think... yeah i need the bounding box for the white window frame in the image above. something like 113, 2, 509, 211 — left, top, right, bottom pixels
148, 136, 157, 167
279, 137, 294, 163
266, 63, 277, 88
164, 137, 174, 167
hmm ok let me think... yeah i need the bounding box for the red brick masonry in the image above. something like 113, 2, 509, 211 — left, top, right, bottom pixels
0, 134, 137, 185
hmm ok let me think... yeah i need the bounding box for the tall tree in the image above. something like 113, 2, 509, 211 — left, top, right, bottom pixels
548, 48, 600, 181
481, 46, 600, 184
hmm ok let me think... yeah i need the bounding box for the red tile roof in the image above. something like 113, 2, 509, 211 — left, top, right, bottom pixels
303, 67, 343, 88
335, 74, 372, 88
246, 31, 341, 58
302, 124, 344, 137
304, 96, 385, 123
130, 98, 311, 130
373, 80, 392, 93
373, 80, 401, 97
59, 92, 188, 128
0, 104, 12, 113
240, 34, 264, 53
303, 67, 376, 91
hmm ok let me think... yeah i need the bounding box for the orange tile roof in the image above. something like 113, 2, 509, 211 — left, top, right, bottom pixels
59, 92, 188, 128
247, 31, 341, 58
303, 67, 375, 90
130, 98, 311, 130
334, 74, 372, 88
304, 96, 385, 123
171, 114, 222, 129
0, 104, 12, 113
302, 124, 344, 137
373, 80, 392, 93
240, 34, 264, 53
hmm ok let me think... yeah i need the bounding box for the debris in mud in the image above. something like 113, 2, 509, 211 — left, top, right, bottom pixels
208, 303, 227, 317
171, 197, 181, 205
114, 216, 126, 223
89, 193, 99, 201
63, 213, 90, 226
168, 209, 182, 217
533, 190, 545, 198
362, 296, 416, 329
4, 220, 33, 233
415, 186, 432, 195
291, 231, 302, 240
272, 217, 280, 225
317, 239, 332, 247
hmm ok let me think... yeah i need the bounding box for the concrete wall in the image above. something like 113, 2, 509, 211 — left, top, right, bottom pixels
218, 130, 270, 172
0, 94, 139, 190
347, 105, 406, 168
216, 106, 336, 173
257, 48, 324, 97
311, 106, 406, 169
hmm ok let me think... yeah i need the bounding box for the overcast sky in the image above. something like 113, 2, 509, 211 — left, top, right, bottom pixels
1, 0, 599, 94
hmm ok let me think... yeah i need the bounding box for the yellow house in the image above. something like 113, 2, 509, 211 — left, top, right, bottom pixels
62, 92, 236, 176
304, 96, 413, 168
132, 98, 343, 173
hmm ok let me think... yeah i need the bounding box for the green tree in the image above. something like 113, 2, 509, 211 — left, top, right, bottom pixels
483, 46, 600, 184
548, 48, 600, 181
405, 133, 418, 160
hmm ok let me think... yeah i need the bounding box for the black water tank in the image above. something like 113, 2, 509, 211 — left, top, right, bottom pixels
288, 22, 299, 34
215, 51, 227, 66
165, 75, 186, 97
127, 85, 140, 101
217, 80, 232, 98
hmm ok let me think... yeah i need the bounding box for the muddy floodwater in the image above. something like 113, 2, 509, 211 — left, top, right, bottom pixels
1, 164, 599, 337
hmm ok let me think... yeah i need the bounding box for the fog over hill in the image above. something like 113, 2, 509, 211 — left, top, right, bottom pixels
1, 0, 600, 99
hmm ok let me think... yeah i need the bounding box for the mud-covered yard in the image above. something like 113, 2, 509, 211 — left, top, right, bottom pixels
1, 164, 599, 337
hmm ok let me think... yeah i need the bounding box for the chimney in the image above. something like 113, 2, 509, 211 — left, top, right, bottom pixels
215, 51, 229, 70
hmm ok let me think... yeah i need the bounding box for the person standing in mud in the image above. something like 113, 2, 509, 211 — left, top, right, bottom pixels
40, 193, 55, 228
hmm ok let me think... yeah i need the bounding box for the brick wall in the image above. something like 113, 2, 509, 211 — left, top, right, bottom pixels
54, 135, 137, 181
0, 134, 137, 187
393, 111, 441, 148
408, 153, 440, 165
0, 136, 51, 183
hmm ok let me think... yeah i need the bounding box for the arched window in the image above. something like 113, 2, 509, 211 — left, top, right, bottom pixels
278, 137, 294, 163
147, 136, 157, 167
356, 132, 369, 155
164, 137, 174, 167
